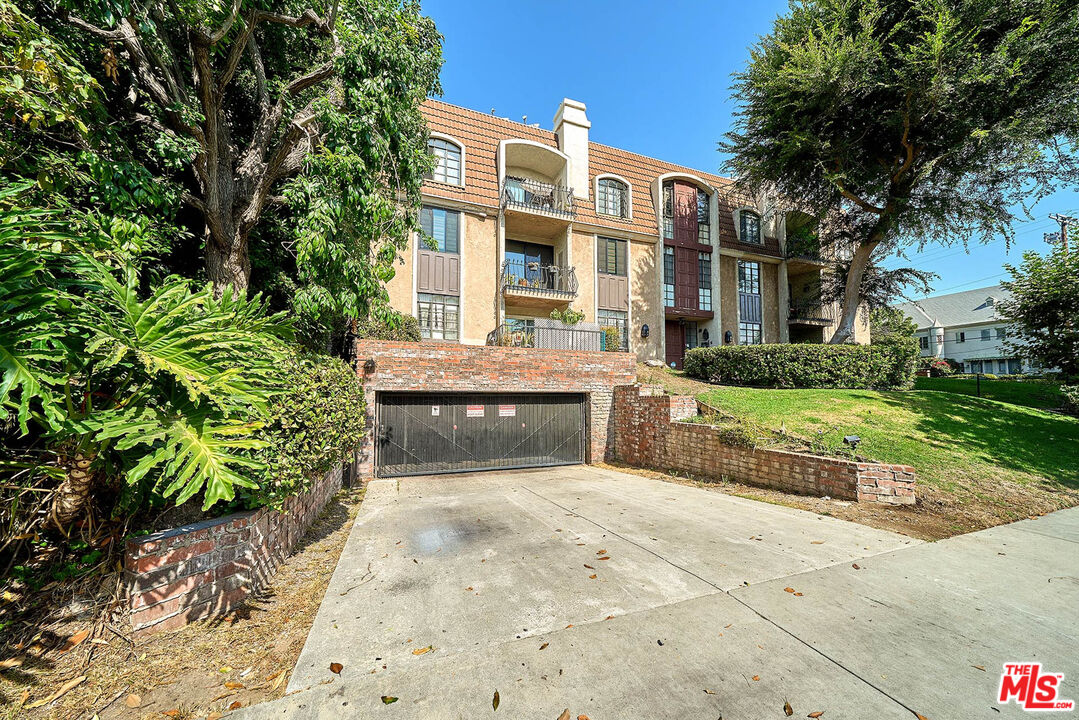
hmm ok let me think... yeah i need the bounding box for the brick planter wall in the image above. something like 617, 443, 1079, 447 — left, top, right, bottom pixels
125, 465, 345, 637
614, 385, 915, 504
354, 340, 637, 475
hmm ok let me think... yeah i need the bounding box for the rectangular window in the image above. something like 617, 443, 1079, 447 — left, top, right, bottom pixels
597, 309, 629, 350
981, 329, 991, 341
417, 293, 459, 341
995, 327, 1007, 340
998, 360, 1008, 373
956, 332, 965, 343
739, 322, 762, 345
419, 206, 460, 253
697, 253, 712, 311
738, 260, 761, 295
685, 321, 699, 350
663, 246, 675, 307
662, 184, 674, 239
919, 336, 929, 350
740, 210, 762, 245
697, 190, 710, 245
1008, 358, 1021, 374
597, 237, 628, 276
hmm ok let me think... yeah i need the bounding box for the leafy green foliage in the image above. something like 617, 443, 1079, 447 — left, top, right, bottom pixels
724, 0, 1079, 341
0, 194, 292, 538
870, 306, 918, 346
1062, 385, 1079, 416
684, 343, 918, 390
601, 326, 622, 352
355, 313, 421, 342
918, 357, 955, 377
550, 308, 585, 326
249, 353, 366, 507
999, 247, 1079, 379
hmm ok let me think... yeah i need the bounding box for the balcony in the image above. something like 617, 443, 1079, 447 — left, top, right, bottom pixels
502, 176, 576, 219
501, 259, 577, 310
788, 299, 836, 326
785, 230, 828, 273
486, 322, 627, 353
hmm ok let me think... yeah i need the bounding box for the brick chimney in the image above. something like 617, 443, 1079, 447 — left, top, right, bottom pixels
554, 98, 590, 200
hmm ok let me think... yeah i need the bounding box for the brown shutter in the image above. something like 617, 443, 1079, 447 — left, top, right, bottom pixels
673, 182, 698, 246
674, 246, 698, 310
417, 249, 460, 295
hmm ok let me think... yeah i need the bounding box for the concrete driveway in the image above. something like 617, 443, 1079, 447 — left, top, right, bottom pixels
238, 466, 1079, 720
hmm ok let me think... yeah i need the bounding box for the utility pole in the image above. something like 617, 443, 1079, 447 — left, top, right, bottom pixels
1046, 213, 1077, 253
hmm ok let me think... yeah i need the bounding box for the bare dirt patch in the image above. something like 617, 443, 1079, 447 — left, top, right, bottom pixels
2, 485, 365, 720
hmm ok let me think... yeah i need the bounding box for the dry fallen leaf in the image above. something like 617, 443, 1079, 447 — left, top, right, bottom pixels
784, 587, 795, 593
794, 592, 804, 597
597, 556, 611, 561
752, 675, 760, 681
589, 574, 597, 579
565, 624, 573, 629
583, 564, 594, 569
164, 710, 181, 718
596, 549, 607, 555
808, 712, 824, 718
208, 713, 223, 720
578, 715, 590, 720
0, 657, 24, 669
124, 694, 141, 708
382, 696, 398, 704
604, 615, 614, 620
466, 586, 473, 591
272, 670, 287, 691
539, 643, 549, 650
810, 540, 825, 545
412, 646, 433, 656
852, 563, 861, 570
784, 700, 794, 716
26, 675, 86, 708
58, 629, 90, 654
493, 689, 500, 710
972, 665, 985, 671
224, 681, 245, 689
330, 662, 343, 674
18, 688, 29, 706
914, 714, 930, 720
228, 700, 243, 710
557, 709, 571, 720
704, 689, 716, 695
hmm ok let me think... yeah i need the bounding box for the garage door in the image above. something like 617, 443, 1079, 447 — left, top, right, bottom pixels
375, 393, 586, 477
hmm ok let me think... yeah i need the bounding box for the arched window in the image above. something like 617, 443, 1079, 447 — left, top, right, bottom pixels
597, 178, 629, 218
427, 138, 462, 185
739, 210, 762, 245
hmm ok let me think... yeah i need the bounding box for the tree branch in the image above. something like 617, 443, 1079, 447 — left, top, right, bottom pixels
209, 0, 243, 44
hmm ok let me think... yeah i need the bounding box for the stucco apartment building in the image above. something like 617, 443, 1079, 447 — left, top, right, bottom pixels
386, 97, 866, 368
895, 284, 1029, 374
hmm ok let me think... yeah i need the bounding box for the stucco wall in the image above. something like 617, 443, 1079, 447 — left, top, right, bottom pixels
571, 230, 596, 320
761, 261, 780, 343
630, 238, 662, 361
461, 213, 498, 343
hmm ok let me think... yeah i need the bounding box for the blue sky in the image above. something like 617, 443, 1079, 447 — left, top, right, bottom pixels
422, 0, 1078, 299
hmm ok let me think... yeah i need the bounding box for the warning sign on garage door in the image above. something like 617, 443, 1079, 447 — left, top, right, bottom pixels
499, 404, 516, 417
466, 405, 484, 418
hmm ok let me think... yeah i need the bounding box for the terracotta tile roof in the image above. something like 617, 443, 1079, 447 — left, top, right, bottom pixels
420, 99, 779, 257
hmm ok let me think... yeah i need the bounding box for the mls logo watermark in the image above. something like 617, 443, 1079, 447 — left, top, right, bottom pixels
998, 663, 1074, 711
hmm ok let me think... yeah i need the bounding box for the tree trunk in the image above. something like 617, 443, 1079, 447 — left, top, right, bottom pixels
205, 225, 251, 296
829, 240, 879, 344
50, 451, 95, 532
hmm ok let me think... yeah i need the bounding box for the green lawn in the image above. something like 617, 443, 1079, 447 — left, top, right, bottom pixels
914, 376, 1064, 410
694, 385, 1079, 494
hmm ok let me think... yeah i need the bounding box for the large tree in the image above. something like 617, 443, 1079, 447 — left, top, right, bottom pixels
999, 247, 1079, 379
55, 0, 441, 301
724, 0, 1079, 343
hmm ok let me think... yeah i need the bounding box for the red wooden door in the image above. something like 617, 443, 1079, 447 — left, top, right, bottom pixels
674, 247, 698, 311
673, 182, 698, 245
665, 320, 684, 368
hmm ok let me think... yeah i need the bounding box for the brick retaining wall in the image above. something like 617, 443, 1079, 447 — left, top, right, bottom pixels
354, 340, 637, 475
125, 465, 345, 636
614, 385, 915, 504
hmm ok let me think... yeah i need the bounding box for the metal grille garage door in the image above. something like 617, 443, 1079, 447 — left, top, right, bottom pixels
376, 393, 586, 477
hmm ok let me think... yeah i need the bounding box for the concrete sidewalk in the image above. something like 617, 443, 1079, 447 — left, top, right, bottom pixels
234, 467, 1079, 720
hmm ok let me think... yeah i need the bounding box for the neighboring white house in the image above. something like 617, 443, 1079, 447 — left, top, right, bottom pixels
894, 284, 1029, 375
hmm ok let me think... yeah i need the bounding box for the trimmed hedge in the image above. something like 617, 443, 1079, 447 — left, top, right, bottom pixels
683, 343, 918, 390
1063, 385, 1079, 416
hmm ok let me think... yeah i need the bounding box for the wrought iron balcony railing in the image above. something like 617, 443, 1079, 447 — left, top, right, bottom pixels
486, 322, 627, 353
788, 299, 836, 325
501, 176, 575, 217
500, 260, 578, 296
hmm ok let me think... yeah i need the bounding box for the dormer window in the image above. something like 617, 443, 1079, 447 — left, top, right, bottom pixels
427, 137, 463, 186
597, 178, 629, 218
740, 210, 762, 245
985, 296, 996, 307
697, 190, 711, 244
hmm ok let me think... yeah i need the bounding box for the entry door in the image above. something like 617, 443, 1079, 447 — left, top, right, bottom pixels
376, 393, 586, 477
665, 320, 684, 368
